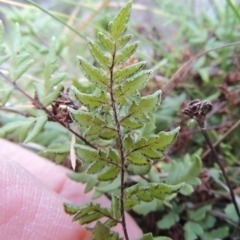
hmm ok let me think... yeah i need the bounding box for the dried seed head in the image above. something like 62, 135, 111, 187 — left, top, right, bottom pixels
182, 99, 213, 120
201, 101, 212, 115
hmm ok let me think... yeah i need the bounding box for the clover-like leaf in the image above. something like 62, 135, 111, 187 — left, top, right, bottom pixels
164, 153, 202, 195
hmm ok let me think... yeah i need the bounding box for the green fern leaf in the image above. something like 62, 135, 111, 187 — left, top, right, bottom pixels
78, 56, 109, 89
0, 119, 29, 137
116, 34, 133, 49
11, 52, 33, 81
18, 121, 33, 142
108, 147, 120, 163
44, 37, 67, 93
124, 127, 180, 174
104, 219, 118, 228
0, 21, 10, 64
87, 161, 106, 174
124, 199, 139, 210
98, 32, 114, 53
69, 108, 115, 138
46, 73, 67, 93
44, 37, 58, 86
0, 21, 4, 43
42, 84, 63, 107
10, 23, 33, 82
88, 39, 111, 69
115, 42, 139, 65
78, 212, 103, 224
75, 144, 99, 163
99, 129, 117, 139
96, 176, 121, 193
147, 127, 180, 152
68, 108, 105, 129
33, 82, 44, 103
148, 182, 184, 199
98, 166, 120, 181
111, 194, 121, 220
123, 133, 134, 151
124, 182, 184, 209
92, 222, 120, 240
120, 118, 143, 129
67, 172, 98, 193
24, 116, 47, 143
138, 233, 155, 240
0, 83, 12, 106
113, 61, 146, 84
115, 70, 152, 103
64, 202, 83, 215
0, 54, 10, 64
127, 155, 150, 165
136, 190, 153, 202
71, 86, 109, 110
124, 183, 139, 198
127, 163, 151, 175
121, 90, 161, 126
38, 137, 70, 164
108, 1, 132, 40
64, 202, 114, 227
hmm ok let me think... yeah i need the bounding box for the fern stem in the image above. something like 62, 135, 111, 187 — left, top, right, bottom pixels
199, 124, 240, 223
0, 71, 96, 149
182, 99, 240, 224
109, 46, 129, 240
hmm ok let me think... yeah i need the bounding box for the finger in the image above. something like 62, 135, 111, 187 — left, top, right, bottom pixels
0, 155, 91, 240
0, 139, 143, 239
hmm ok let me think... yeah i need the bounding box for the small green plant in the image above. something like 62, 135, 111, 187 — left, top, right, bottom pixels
0, 1, 187, 239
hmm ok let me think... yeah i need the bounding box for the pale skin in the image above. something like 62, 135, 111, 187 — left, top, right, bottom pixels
0, 139, 142, 240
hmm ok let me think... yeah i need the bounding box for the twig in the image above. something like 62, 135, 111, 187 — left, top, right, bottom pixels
162, 40, 240, 98
0, 71, 96, 149
182, 99, 240, 223
200, 128, 240, 221
0, 107, 31, 117
202, 118, 240, 159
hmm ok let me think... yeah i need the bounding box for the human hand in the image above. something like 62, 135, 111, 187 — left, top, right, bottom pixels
0, 139, 142, 240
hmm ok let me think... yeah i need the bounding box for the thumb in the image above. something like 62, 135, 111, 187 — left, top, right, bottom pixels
0, 155, 91, 240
